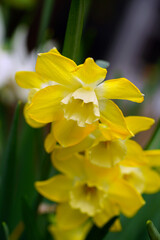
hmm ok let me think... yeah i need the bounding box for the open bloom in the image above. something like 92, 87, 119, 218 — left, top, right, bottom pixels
35, 153, 144, 229
16, 48, 144, 146
48, 116, 154, 168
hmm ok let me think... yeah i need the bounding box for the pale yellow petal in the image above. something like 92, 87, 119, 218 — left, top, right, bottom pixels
108, 179, 145, 217
53, 135, 95, 160
142, 167, 160, 193
62, 88, 100, 127
15, 71, 44, 89
72, 58, 107, 86
90, 139, 127, 168
27, 85, 67, 123
121, 140, 148, 166
95, 78, 144, 103
49, 218, 92, 240
144, 150, 160, 166
24, 103, 45, 128
51, 153, 85, 180
70, 182, 105, 216
56, 203, 88, 230
125, 116, 155, 135
93, 199, 119, 227
120, 166, 145, 193
36, 51, 81, 89
99, 99, 132, 140
35, 175, 72, 202
53, 118, 97, 147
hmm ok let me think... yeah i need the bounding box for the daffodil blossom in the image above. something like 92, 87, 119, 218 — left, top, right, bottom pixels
16, 48, 144, 146
35, 153, 145, 229
48, 116, 155, 168
49, 215, 92, 240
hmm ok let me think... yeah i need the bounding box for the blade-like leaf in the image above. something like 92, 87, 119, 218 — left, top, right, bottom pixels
2, 222, 9, 240
62, 0, 85, 62
144, 119, 160, 150
147, 220, 160, 240
85, 216, 119, 240
0, 102, 21, 224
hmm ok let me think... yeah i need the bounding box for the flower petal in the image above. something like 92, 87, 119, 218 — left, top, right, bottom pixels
27, 85, 67, 123
125, 116, 155, 135
99, 99, 132, 140
144, 150, 160, 166
142, 167, 160, 194
53, 135, 95, 160
35, 174, 73, 202
36, 51, 81, 89
95, 78, 144, 103
15, 71, 44, 89
24, 103, 45, 128
56, 203, 89, 230
108, 179, 145, 217
72, 58, 107, 86
53, 118, 97, 147
121, 140, 148, 166
52, 153, 85, 180
90, 139, 127, 168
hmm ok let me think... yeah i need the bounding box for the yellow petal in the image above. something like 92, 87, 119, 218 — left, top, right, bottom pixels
144, 150, 160, 166
90, 139, 127, 168
15, 71, 44, 89
49, 217, 92, 240
44, 134, 56, 153
53, 135, 95, 160
56, 203, 88, 230
108, 179, 145, 217
95, 78, 144, 103
53, 118, 97, 147
125, 116, 155, 135
36, 51, 81, 89
62, 88, 100, 127
120, 166, 145, 193
110, 220, 122, 232
52, 153, 85, 180
27, 85, 67, 123
24, 103, 45, 128
72, 58, 107, 86
99, 99, 132, 140
35, 175, 72, 202
93, 199, 120, 227
121, 140, 148, 167
142, 167, 160, 193
70, 182, 105, 216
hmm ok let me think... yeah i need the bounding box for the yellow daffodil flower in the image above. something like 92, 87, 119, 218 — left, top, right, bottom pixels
35, 153, 145, 229
16, 48, 144, 146
48, 116, 154, 168
49, 215, 92, 240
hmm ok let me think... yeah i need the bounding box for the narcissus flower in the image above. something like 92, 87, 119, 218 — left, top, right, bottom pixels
35, 154, 145, 229
16, 48, 144, 146
48, 116, 154, 168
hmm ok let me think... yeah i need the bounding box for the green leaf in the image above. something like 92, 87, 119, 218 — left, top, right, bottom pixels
147, 220, 160, 240
96, 60, 110, 69
0, 102, 21, 224
22, 197, 40, 240
62, 0, 85, 62
37, 0, 55, 47
2, 222, 10, 240
85, 216, 119, 240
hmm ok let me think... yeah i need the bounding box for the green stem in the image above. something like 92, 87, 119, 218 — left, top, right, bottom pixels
37, 0, 55, 47
147, 220, 160, 240
62, 0, 85, 62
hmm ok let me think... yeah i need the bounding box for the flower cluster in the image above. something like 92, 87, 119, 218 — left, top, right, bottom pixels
16, 48, 160, 240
